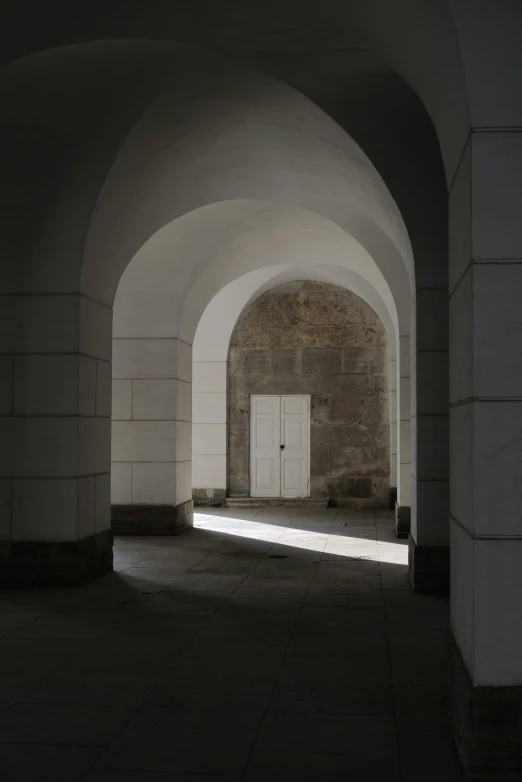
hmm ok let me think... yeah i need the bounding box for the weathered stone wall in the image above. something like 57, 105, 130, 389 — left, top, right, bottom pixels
228, 281, 389, 507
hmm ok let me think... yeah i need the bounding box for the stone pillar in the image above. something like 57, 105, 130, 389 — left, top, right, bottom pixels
389, 354, 397, 509
395, 334, 411, 536
0, 294, 113, 585
409, 285, 449, 594
192, 360, 227, 507
448, 130, 522, 776
111, 337, 193, 534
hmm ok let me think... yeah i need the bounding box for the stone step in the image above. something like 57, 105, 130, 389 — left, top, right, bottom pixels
225, 497, 329, 508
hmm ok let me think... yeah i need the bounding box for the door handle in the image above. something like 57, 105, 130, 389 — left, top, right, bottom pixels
280, 444, 285, 450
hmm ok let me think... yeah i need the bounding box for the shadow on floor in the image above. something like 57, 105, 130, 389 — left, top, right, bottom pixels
0, 508, 463, 781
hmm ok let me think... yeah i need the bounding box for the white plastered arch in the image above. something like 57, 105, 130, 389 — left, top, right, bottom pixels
89, 62, 414, 510
191, 262, 399, 496
112, 199, 408, 508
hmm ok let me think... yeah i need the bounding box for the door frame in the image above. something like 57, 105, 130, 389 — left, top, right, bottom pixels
249, 394, 310, 498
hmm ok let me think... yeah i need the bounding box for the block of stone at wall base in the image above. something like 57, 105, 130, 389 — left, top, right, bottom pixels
192, 488, 226, 507
408, 537, 449, 595
448, 632, 522, 781
0, 530, 113, 586
326, 476, 372, 498
395, 503, 411, 538
389, 486, 397, 510
328, 497, 389, 510
111, 501, 193, 535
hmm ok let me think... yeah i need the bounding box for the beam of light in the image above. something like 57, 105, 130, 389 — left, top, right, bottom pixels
193, 513, 408, 565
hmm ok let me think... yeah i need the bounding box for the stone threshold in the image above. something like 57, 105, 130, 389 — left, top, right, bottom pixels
225, 497, 329, 508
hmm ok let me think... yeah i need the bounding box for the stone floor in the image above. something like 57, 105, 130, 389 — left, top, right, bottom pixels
0, 507, 463, 781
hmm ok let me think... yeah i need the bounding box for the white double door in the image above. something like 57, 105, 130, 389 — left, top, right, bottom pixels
250, 395, 310, 498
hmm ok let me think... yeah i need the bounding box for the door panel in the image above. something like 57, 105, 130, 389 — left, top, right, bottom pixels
250, 396, 281, 497
256, 459, 278, 489
284, 459, 304, 490
280, 395, 309, 498
284, 418, 304, 448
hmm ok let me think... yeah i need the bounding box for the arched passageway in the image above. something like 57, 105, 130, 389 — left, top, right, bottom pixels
1, 4, 521, 777
193, 279, 392, 509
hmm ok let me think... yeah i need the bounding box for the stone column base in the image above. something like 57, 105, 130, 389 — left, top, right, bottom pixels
408, 536, 449, 595
449, 632, 522, 780
395, 503, 411, 538
389, 487, 397, 510
111, 500, 193, 535
0, 530, 113, 586
193, 489, 226, 507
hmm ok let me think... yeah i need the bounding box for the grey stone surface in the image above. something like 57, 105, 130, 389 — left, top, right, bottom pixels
408, 537, 450, 595
0, 531, 113, 587
395, 504, 411, 538
302, 348, 342, 375
228, 282, 389, 505
271, 349, 301, 374
111, 501, 193, 535
449, 631, 522, 780
193, 488, 226, 507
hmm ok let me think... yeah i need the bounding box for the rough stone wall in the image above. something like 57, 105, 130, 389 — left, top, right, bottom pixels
228, 281, 389, 507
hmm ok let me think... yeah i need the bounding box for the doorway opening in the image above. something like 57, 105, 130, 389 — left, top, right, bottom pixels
250, 395, 310, 498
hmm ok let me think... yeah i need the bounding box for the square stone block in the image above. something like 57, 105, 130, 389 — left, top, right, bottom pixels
271, 349, 301, 374
302, 349, 342, 375
326, 476, 372, 498
111, 421, 177, 463
473, 132, 522, 260
416, 351, 449, 416
95, 359, 112, 417
177, 340, 192, 383
415, 290, 449, 352
236, 350, 271, 374
132, 462, 177, 505
193, 361, 227, 393
132, 379, 177, 420
330, 446, 388, 477
193, 392, 227, 424
79, 296, 112, 361
14, 355, 81, 416
192, 455, 226, 490
342, 347, 386, 374
192, 423, 226, 455
310, 445, 330, 478
12, 478, 94, 542
311, 395, 330, 424
473, 263, 522, 398
0, 356, 12, 414
111, 379, 132, 421
110, 462, 131, 505
112, 339, 177, 379
449, 138, 472, 293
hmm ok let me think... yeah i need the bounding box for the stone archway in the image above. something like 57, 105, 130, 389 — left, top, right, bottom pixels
226, 281, 389, 507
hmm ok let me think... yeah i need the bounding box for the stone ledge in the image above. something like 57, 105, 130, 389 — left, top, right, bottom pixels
111, 500, 193, 535
449, 632, 522, 780
395, 503, 411, 538
408, 536, 449, 595
0, 530, 113, 586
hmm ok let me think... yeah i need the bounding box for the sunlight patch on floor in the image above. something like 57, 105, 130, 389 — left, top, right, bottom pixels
194, 512, 408, 565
